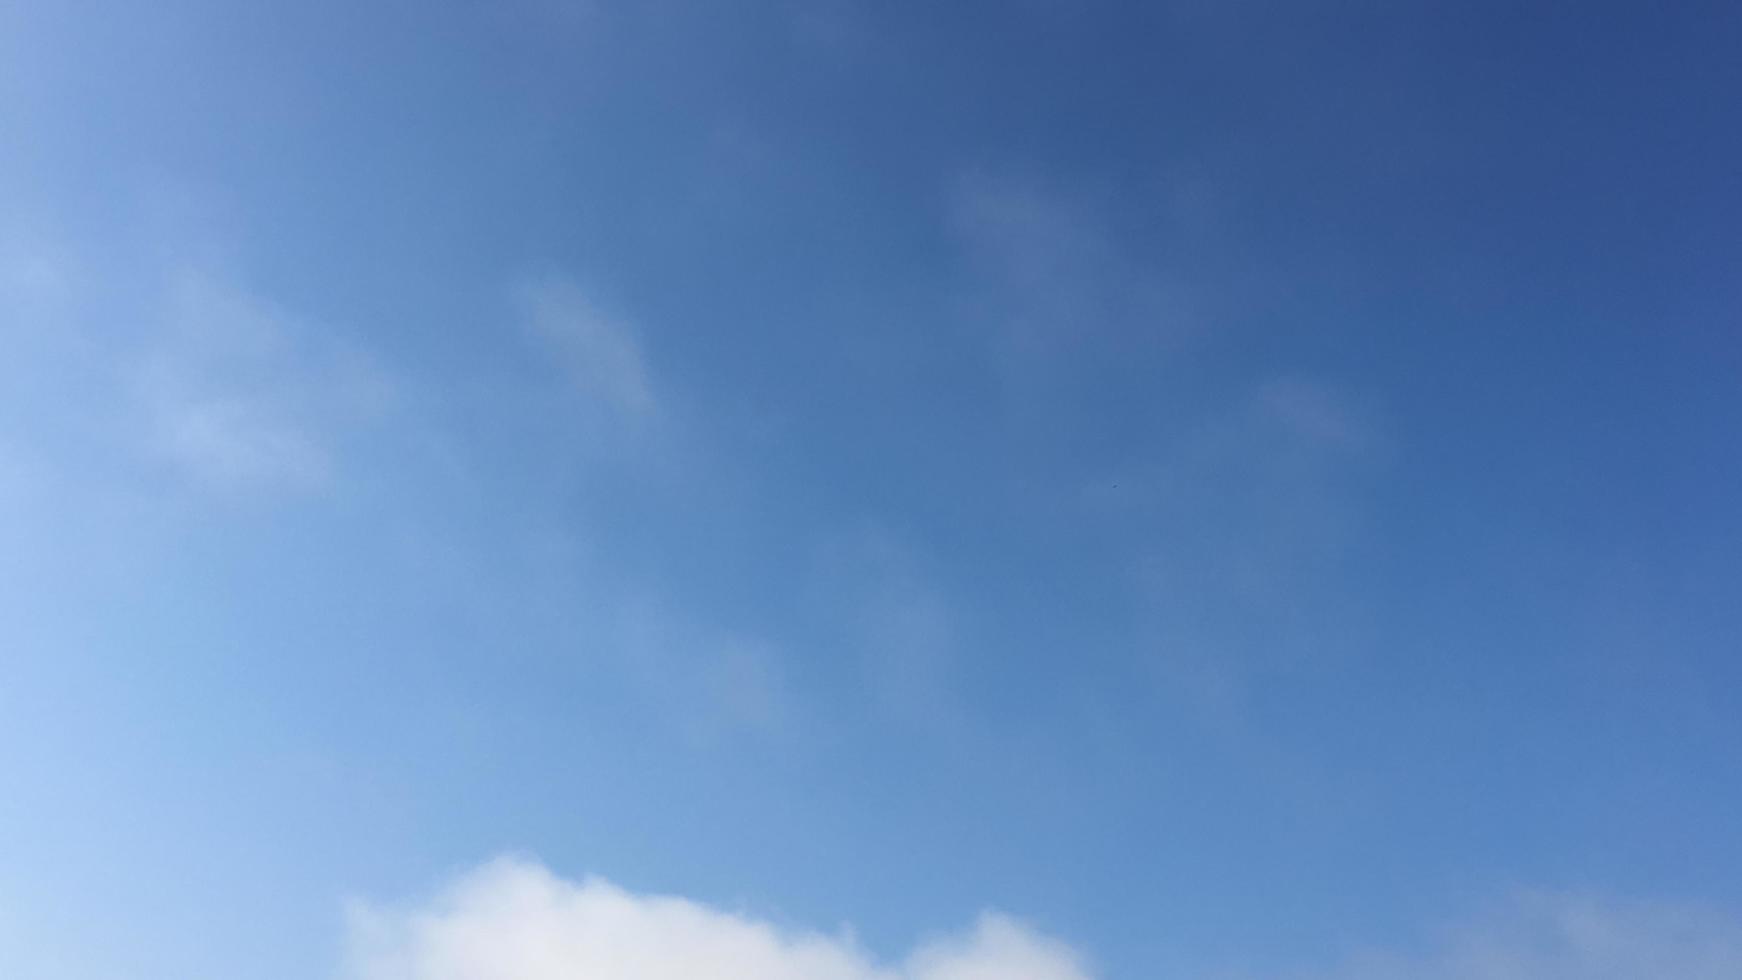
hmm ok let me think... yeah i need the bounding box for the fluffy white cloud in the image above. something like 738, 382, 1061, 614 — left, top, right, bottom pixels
345, 859, 1091, 980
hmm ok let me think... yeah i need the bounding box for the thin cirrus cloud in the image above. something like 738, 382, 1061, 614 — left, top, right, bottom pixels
1, 226, 391, 497
514, 277, 659, 420
132, 268, 397, 496
344, 858, 1092, 980
1256, 891, 1742, 980
604, 592, 798, 740
949, 172, 1194, 361
134, 274, 374, 493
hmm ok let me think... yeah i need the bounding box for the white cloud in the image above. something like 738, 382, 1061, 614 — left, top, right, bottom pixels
805, 526, 968, 734
952, 175, 1112, 292
2, 219, 393, 498
344, 866, 1742, 980
134, 271, 392, 493
787, 0, 868, 55
702, 638, 793, 734
1259, 892, 1742, 980
145, 392, 333, 490
601, 593, 798, 741
345, 858, 1091, 980
1112, 376, 1378, 671
1254, 376, 1375, 454
515, 277, 657, 419
949, 172, 1193, 362
0, 234, 73, 323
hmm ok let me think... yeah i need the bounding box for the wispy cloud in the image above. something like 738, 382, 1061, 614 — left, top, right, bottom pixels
609, 595, 798, 740
1247, 891, 1742, 980
345, 858, 1091, 980
786, 0, 869, 55
514, 277, 658, 420
132, 272, 392, 494
1254, 376, 1378, 455
2, 219, 393, 499
949, 172, 1194, 364
799, 526, 971, 736
1082, 376, 1381, 719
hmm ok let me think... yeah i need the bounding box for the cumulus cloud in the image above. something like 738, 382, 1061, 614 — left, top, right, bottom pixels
515, 277, 658, 419
344, 862, 1742, 980
345, 858, 1091, 980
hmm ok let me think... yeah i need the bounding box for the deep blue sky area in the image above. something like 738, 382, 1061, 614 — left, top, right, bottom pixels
2, 2, 1740, 978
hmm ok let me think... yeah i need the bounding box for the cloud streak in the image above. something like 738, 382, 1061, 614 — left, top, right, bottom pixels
515, 277, 658, 420
1261, 892, 1742, 980
132, 272, 393, 494
949, 172, 1194, 365
2, 220, 393, 498
1073, 374, 1385, 729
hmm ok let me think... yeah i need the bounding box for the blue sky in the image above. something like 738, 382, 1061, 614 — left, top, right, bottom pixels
3, 1, 1741, 977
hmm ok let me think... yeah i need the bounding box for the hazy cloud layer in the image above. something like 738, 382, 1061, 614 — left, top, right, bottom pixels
1, 225, 391, 498
1093, 375, 1380, 718
345, 859, 1091, 980
515, 277, 658, 420
1263, 892, 1742, 980
950, 172, 1193, 363
135, 272, 392, 492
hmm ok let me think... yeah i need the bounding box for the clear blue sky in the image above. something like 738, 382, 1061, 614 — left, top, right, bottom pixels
3, 2, 1741, 978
